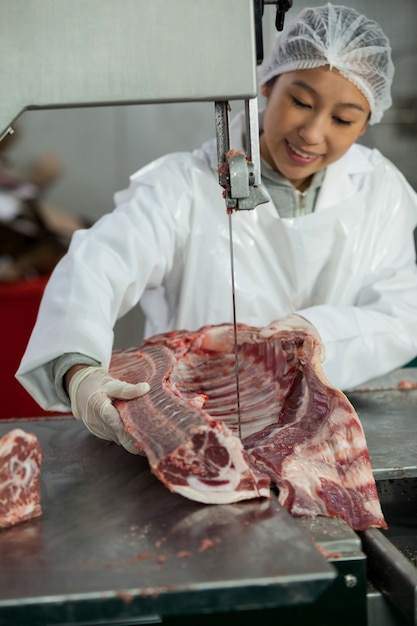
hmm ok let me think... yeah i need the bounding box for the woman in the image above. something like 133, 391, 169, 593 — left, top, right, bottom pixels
17, 4, 417, 452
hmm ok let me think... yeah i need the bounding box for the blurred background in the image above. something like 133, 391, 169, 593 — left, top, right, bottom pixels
3, 0, 417, 350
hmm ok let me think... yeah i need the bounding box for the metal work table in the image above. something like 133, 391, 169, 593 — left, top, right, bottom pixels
0, 368, 415, 626
0, 418, 336, 626
347, 368, 417, 480
348, 368, 417, 626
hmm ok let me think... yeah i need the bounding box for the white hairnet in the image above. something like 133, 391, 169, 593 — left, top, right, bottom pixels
258, 3, 394, 124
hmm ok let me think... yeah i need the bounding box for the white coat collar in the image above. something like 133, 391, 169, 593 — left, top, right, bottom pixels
318, 143, 373, 210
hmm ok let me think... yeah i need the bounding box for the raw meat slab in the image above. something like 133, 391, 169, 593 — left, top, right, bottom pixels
110, 323, 386, 530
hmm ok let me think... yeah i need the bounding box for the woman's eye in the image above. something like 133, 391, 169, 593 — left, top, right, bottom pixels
292, 96, 310, 109
334, 116, 352, 126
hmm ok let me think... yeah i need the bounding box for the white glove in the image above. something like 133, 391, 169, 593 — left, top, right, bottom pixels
68, 366, 150, 454
260, 313, 324, 360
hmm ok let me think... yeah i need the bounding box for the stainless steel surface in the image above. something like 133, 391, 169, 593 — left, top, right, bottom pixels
376, 478, 417, 568
347, 368, 417, 480
367, 582, 409, 626
348, 372, 417, 625
300, 516, 362, 556
0, 418, 335, 625
0, 0, 257, 137
349, 367, 417, 392
361, 527, 417, 626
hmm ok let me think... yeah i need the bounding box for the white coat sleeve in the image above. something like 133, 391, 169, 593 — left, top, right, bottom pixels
298, 166, 417, 391
16, 154, 194, 411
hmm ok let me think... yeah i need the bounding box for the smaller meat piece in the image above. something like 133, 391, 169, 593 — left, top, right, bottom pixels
0, 428, 43, 528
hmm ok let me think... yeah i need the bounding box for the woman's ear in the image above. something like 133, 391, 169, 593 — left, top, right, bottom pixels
260, 83, 269, 98
260, 77, 278, 99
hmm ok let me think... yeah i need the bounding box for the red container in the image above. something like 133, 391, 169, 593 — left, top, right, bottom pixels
0, 276, 57, 418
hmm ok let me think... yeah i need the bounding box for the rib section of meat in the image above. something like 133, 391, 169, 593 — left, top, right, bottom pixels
110, 323, 386, 530
0, 428, 43, 528
111, 329, 270, 504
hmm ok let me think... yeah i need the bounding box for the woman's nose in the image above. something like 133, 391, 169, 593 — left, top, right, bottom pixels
298, 114, 325, 145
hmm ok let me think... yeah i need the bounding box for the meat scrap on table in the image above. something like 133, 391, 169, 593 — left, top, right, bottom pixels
110, 323, 387, 532
0, 428, 43, 528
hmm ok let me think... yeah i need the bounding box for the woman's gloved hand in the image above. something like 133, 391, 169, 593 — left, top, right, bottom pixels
260, 313, 324, 360
68, 366, 150, 454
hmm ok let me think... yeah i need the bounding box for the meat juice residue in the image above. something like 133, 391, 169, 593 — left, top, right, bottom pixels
176, 550, 191, 558
398, 380, 417, 390
197, 538, 214, 552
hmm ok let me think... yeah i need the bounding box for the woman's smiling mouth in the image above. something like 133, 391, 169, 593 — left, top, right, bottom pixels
286, 140, 321, 163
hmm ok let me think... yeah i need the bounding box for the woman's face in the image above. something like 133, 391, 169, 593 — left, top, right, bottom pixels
260, 66, 370, 190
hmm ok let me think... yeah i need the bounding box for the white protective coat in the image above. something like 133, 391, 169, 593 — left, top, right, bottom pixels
17, 114, 417, 411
